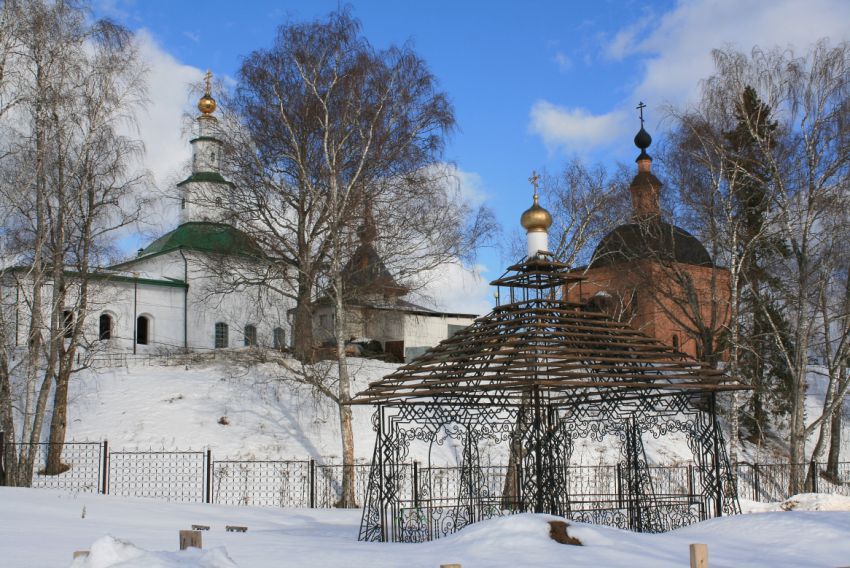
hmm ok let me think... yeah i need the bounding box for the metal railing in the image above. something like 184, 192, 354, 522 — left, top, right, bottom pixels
2, 433, 848, 508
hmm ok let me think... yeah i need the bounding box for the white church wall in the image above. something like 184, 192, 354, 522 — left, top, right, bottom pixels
183, 252, 293, 350
402, 313, 476, 361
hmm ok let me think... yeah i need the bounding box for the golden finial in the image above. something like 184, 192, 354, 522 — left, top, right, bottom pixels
528, 170, 541, 204
520, 170, 552, 232
197, 69, 216, 115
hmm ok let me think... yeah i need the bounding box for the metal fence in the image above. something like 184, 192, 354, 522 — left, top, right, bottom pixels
2, 434, 848, 508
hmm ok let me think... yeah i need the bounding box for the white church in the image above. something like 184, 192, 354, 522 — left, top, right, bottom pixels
5, 81, 477, 361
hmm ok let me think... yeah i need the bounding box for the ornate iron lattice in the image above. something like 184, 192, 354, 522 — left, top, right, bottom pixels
353, 256, 747, 542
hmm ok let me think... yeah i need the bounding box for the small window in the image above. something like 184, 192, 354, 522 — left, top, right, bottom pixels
447, 324, 465, 338
672, 334, 680, 351
214, 322, 229, 349
215, 196, 223, 207
62, 310, 74, 339
181, 197, 186, 209
273, 327, 285, 350
99, 314, 113, 340
136, 315, 150, 345
244, 324, 257, 347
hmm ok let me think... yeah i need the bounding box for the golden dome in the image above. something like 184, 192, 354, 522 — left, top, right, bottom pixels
520, 194, 553, 232
198, 94, 216, 115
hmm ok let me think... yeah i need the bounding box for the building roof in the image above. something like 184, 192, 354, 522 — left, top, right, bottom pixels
590, 220, 713, 268
343, 242, 407, 297
352, 257, 744, 406
136, 222, 264, 259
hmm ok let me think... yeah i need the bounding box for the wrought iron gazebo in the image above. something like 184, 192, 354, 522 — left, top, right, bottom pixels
351, 254, 746, 543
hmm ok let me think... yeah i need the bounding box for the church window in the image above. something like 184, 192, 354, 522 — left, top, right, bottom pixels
273, 327, 285, 350
214, 322, 229, 348
215, 197, 223, 207
99, 314, 113, 340
181, 198, 186, 209
244, 324, 257, 347
447, 324, 465, 338
62, 310, 74, 339
672, 334, 680, 351
136, 315, 150, 345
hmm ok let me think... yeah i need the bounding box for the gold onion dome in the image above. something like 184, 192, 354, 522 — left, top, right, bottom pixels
197, 69, 216, 114
198, 94, 216, 115
520, 193, 553, 233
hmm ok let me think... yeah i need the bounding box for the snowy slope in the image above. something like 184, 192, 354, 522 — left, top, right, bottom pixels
65, 357, 395, 461
1, 487, 849, 568
57, 357, 849, 465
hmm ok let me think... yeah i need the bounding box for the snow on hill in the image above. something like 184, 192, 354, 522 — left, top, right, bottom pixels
65, 357, 396, 461
57, 356, 848, 465
1, 487, 849, 568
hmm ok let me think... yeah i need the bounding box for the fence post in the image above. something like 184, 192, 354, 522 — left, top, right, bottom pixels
687, 464, 694, 500
753, 463, 761, 501
309, 459, 316, 508
0, 431, 5, 483
205, 449, 212, 504
616, 463, 623, 509
413, 461, 419, 508
101, 440, 109, 495
810, 460, 818, 493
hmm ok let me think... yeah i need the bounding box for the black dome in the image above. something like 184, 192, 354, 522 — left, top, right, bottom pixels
590, 221, 713, 268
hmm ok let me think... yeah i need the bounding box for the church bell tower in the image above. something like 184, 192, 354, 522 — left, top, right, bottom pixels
178, 71, 232, 224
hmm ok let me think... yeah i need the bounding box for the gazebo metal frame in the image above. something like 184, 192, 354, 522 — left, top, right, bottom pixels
352, 256, 746, 542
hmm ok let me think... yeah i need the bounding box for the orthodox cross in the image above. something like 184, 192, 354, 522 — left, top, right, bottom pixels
528, 170, 541, 199
204, 70, 213, 96
637, 101, 646, 128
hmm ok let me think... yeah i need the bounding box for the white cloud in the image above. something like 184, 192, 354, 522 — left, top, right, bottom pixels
413, 261, 493, 316
552, 51, 572, 73
631, 0, 850, 105
529, 0, 850, 153
133, 29, 204, 233
529, 101, 626, 152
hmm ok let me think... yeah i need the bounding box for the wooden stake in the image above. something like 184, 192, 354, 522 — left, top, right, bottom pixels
689, 543, 708, 568
179, 530, 202, 550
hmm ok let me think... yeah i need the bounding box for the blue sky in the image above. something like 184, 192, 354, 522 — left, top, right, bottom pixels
95, 0, 850, 313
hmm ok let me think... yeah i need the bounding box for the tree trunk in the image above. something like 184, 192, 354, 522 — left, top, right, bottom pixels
826, 397, 842, 479
292, 271, 315, 363
333, 272, 356, 508
45, 366, 71, 474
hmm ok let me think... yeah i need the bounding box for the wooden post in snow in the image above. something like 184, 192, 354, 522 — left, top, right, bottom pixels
179, 530, 202, 550
689, 543, 708, 568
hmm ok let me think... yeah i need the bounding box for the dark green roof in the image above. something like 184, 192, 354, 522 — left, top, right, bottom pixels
176, 171, 232, 187
137, 222, 265, 258
590, 221, 713, 268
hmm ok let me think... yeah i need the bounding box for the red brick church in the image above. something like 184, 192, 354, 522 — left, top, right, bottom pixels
564, 116, 730, 361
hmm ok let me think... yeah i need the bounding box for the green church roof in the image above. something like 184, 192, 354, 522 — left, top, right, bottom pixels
138, 222, 265, 259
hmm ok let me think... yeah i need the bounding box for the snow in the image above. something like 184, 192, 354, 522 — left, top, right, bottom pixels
2, 487, 850, 568
65, 358, 398, 461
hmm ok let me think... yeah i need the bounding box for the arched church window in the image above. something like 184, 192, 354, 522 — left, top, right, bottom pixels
62, 310, 74, 339
244, 324, 258, 347
136, 315, 150, 345
672, 334, 680, 351
99, 314, 113, 340
215, 197, 223, 207
273, 327, 285, 351
215, 322, 229, 348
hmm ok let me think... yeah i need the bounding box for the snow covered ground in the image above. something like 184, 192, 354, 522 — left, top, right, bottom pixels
1, 487, 849, 568
61, 356, 843, 465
